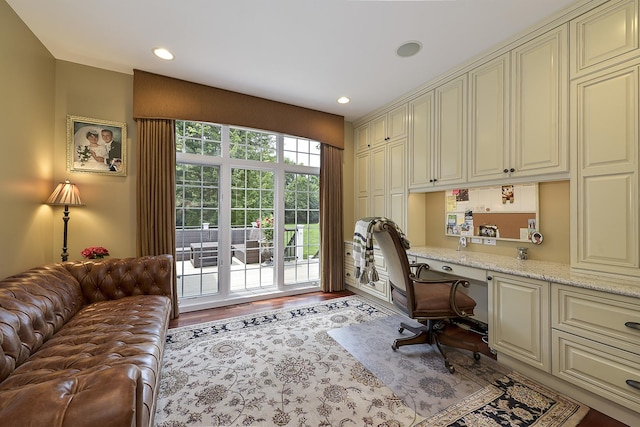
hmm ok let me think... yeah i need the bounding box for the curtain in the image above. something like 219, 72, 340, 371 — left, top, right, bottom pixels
136, 118, 179, 318
319, 144, 344, 292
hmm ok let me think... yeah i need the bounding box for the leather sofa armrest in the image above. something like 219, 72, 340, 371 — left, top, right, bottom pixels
0, 365, 145, 427
63, 255, 174, 305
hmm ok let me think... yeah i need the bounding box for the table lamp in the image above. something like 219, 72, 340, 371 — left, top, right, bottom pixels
46, 179, 84, 261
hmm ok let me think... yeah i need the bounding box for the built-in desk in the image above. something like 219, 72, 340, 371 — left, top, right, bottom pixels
344, 241, 640, 424
405, 246, 640, 426
407, 246, 640, 299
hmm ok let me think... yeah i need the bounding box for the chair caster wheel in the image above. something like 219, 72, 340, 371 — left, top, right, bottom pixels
473, 352, 481, 361
398, 327, 404, 333
447, 364, 455, 374
391, 343, 398, 351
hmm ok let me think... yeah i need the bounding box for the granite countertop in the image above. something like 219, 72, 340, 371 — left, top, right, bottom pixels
407, 246, 640, 299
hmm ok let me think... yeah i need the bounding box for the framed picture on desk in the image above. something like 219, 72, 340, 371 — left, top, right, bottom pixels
67, 115, 127, 176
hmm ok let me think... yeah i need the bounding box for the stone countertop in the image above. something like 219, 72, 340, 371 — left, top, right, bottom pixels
407, 246, 640, 299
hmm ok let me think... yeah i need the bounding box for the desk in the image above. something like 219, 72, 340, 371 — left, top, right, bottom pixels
190, 242, 218, 267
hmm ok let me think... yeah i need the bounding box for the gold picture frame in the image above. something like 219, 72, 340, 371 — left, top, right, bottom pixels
67, 115, 127, 176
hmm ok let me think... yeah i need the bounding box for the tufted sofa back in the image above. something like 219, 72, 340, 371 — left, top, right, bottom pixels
0, 255, 174, 385
0, 264, 84, 382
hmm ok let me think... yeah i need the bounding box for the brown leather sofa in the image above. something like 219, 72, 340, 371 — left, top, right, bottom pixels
0, 255, 175, 427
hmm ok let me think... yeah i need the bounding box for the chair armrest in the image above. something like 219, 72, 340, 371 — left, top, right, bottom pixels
412, 277, 473, 318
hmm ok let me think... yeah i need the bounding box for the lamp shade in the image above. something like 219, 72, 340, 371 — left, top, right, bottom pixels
46, 179, 84, 206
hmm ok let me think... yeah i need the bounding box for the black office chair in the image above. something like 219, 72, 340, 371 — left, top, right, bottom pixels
371, 219, 480, 373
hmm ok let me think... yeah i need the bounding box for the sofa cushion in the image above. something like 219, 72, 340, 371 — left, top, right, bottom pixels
0, 265, 84, 382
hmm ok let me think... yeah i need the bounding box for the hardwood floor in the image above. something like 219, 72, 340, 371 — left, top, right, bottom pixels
169, 291, 628, 427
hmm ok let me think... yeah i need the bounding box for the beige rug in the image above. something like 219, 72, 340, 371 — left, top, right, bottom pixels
155, 295, 588, 426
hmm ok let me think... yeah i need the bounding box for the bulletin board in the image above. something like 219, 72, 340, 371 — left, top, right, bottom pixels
445, 184, 539, 242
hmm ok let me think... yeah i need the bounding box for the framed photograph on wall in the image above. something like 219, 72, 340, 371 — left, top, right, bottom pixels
67, 115, 127, 176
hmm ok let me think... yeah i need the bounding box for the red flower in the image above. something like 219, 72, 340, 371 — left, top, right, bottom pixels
81, 246, 110, 259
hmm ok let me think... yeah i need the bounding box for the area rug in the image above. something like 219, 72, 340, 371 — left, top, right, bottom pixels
155, 295, 588, 426
328, 315, 589, 426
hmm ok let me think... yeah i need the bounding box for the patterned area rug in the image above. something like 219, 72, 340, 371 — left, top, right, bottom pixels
155, 295, 588, 426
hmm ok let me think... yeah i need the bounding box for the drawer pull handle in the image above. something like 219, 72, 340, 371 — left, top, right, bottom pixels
626, 379, 640, 391
442, 265, 453, 271
625, 322, 640, 330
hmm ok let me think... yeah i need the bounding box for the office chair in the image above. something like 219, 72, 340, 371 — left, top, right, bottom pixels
371, 219, 480, 373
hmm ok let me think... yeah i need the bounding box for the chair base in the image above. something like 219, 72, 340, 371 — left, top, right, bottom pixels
392, 320, 480, 374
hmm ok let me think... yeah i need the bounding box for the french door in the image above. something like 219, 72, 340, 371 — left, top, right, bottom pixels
174, 121, 320, 311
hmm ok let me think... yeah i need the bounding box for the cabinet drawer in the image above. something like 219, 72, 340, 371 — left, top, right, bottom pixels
553, 284, 640, 354
419, 258, 487, 282
553, 330, 640, 413
359, 274, 389, 301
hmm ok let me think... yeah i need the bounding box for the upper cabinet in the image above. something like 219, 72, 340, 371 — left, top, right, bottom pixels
408, 92, 434, 188
434, 75, 468, 187
571, 0, 640, 78
571, 64, 639, 277
511, 25, 569, 179
354, 123, 371, 152
371, 104, 408, 146
468, 54, 511, 183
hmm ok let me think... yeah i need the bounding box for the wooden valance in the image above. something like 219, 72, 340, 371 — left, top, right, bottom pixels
133, 70, 344, 149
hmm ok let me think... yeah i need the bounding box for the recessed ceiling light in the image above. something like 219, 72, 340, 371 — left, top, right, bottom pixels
396, 41, 422, 58
153, 48, 174, 60
337, 96, 350, 104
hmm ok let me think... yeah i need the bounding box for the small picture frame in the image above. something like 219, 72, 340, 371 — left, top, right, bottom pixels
67, 115, 127, 176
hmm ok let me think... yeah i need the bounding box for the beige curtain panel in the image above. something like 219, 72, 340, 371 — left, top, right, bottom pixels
136, 118, 179, 318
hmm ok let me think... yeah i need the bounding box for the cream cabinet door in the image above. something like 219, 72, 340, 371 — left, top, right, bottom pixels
435, 75, 467, 187
371, 114, 387, 146
371, 104, 408, 146
571, 0, 639, 77
355, 151, 370, 220
388, 104, 408, 141
388, 138, 407, 231
355, 123, 371, 152
468, 54, 510, 183
371, 145, 387, 218
511, 25, 568, 178
571, 65, 639, 275
408, 92, 434, 188
488, 273, 550, 372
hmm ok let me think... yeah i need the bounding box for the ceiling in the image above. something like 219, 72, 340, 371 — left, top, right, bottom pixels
8, 0, 580, 122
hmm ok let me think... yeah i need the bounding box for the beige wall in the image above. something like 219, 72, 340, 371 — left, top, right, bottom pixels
0, 0, 137, 279
342, 122, 354, 239
0, 1, 56, 277
53, 61, 137, 262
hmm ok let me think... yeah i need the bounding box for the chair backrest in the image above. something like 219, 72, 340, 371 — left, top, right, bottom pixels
372, 221, 413, 294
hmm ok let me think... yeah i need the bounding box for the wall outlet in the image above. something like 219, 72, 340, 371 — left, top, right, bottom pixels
459, 236, 467, 248
484, 239, 496, 246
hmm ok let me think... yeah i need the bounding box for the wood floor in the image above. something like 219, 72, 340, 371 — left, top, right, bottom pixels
170, 290, 628, 427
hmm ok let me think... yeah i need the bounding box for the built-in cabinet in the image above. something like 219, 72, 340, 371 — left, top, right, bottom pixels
487, 272, 551, 373
407, 25, 568, 191
344, 242, 390, 302
468, 54, 510, 183
408, 92, 434, 188
571, 64, 639, 277
510, 25, 569, 179
570, 0, 640, 279
552, 283, 640, 413
354, 105, 408, 231
570, 0, 640, 78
